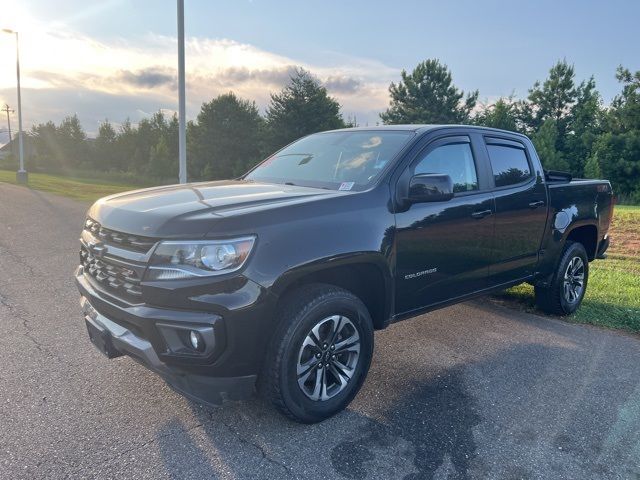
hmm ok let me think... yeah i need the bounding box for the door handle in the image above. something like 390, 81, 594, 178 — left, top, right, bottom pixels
529, 200, 545, 209
471, 209, 492, 219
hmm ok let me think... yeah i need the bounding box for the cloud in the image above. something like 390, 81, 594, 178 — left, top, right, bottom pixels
0, 17, 394, 133
0, 86, 172, 136
117, 67, 177, 89
214, 65, 299, 87
325, 76, 363, 94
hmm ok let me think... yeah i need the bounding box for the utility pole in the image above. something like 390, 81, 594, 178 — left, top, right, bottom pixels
2, 104, 13, 157
177, 0, 187, 184
2, 29, 27, 183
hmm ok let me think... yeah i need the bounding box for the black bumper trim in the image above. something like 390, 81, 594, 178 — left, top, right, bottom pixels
75, 267, 228, 366
81, 296, 256, 405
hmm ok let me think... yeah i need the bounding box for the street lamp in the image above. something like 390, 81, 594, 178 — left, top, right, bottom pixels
2, 28, 27, 184
177, 0, 187, 184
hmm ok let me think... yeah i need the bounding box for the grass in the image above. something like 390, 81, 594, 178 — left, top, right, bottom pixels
494, 205, 640, 333
1, 169, 638, 332
0, 169, 141, 202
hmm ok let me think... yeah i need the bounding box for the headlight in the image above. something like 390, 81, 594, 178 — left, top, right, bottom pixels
146, 236, 255, 280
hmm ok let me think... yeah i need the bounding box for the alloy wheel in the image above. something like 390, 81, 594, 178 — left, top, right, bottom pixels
296, 315, 361, 401
563, 256, 585, 304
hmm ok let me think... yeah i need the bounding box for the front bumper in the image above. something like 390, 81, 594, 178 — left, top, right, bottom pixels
75, 268, 260, 405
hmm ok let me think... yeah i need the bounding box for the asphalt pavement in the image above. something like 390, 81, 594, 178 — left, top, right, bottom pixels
1, 182, 639, 480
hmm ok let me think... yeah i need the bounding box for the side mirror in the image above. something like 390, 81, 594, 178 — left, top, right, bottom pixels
408, 174, 454, 203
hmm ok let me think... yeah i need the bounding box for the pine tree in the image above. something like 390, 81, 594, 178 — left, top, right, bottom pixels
583, 154, 602, 179
532, 118, 569, 171
264, 68, 345, 154
189, 92, 264, 180
565, 77, 603, 176
526, 60, 577, 135
473, 96, 519, 131
380, 59, 478, 125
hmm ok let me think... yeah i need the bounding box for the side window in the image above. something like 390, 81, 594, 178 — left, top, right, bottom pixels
487, 144, 531, 187
414, 143, 478, 193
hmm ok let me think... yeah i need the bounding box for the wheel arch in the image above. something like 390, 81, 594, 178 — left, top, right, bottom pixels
270, 254, 393, 330
565, 223, 598, 261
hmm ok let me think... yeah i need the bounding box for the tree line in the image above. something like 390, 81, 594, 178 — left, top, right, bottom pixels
2, 60, 639, 202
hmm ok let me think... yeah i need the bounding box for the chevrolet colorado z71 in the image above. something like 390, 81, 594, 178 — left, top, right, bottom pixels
75, 125, 613, 423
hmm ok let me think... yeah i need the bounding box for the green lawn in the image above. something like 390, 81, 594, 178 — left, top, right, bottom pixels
0, 170, 140, 202
494, 205, 640, 333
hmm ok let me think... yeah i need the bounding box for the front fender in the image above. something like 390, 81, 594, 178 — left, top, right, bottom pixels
269, 252, 395, 328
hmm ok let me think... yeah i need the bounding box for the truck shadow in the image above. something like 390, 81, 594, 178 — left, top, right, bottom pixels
330, 367, 480, 480
154, 364, 481, 480
154, 320, 640, 479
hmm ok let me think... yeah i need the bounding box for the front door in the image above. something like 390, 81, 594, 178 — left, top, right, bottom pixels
394, 135, 495, 315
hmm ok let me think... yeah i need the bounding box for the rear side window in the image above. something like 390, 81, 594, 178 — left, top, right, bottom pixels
414, 143, 478, 193
487, 144, 531, 187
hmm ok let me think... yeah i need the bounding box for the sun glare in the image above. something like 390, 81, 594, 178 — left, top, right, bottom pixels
1, 3, 42, 89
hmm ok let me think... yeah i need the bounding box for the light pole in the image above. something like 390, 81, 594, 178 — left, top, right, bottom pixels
2, 29, 27, 184
177, 0, 187, 184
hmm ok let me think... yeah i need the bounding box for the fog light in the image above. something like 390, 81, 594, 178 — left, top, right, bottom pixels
189, 330, 204, 351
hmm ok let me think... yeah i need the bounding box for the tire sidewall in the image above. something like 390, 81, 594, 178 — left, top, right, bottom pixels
556, 243, 589, 314
278, 293, 373, 422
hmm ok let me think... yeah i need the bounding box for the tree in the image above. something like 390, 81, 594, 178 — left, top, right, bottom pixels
583, 153, 602, 179
590, 66, 640, 201
522, 60, 606, 179
189, 92, 264, 180
30, 121, 59, 170
564, 77, 603, 176
114, 119, 138, 172
380, 59, 478, 125
264, 68, 345, 153
165, 114, 180, 173
525, 60, 577, 136
149, 135, 175, 179
591, 132, 640, 201
473, 96, 519, 131
57, 114, 88, 169
532, 118, 569, 171
608, 66, 640, 132
93, 120, 118, 171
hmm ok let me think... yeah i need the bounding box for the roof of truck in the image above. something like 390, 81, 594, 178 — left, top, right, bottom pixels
324, 124, 528, 138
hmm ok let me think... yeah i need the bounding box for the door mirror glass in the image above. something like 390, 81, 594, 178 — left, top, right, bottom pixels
408, 174, 454, 203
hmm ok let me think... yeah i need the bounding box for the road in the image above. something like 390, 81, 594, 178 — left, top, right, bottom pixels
1, 182, 639, 480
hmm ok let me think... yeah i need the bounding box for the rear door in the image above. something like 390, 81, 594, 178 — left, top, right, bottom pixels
394, 134, 495, 314
484, 136, 548, 284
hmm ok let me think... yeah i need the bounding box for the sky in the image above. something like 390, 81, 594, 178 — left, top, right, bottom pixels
0, 0, 638, 144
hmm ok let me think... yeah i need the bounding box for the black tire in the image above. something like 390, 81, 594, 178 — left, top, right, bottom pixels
260, 284, 374, 423
535, 241, 589, 316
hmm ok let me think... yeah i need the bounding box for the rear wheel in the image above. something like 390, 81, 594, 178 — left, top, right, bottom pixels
535, 241, 589, 315
261, 284, 374, 423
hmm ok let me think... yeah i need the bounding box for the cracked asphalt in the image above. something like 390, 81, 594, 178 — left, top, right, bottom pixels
1, 182, 639, 480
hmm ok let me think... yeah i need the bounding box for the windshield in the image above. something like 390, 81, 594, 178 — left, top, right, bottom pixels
245, 130, 414, 191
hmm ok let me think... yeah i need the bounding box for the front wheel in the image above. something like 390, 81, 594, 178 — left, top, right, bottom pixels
261, 284, 374, 423
535, 241, 589, 315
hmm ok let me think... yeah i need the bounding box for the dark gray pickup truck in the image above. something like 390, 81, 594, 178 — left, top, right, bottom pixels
75, 125, 613, 422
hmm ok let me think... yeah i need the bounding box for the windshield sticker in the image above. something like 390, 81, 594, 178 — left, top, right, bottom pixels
338, 182, 355, 191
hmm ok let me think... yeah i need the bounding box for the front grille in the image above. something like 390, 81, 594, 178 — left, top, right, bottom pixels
84, 218, 157, 253
80, 246, 144, 301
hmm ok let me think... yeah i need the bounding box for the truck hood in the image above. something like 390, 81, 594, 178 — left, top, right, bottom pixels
87, 180, 338, 237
